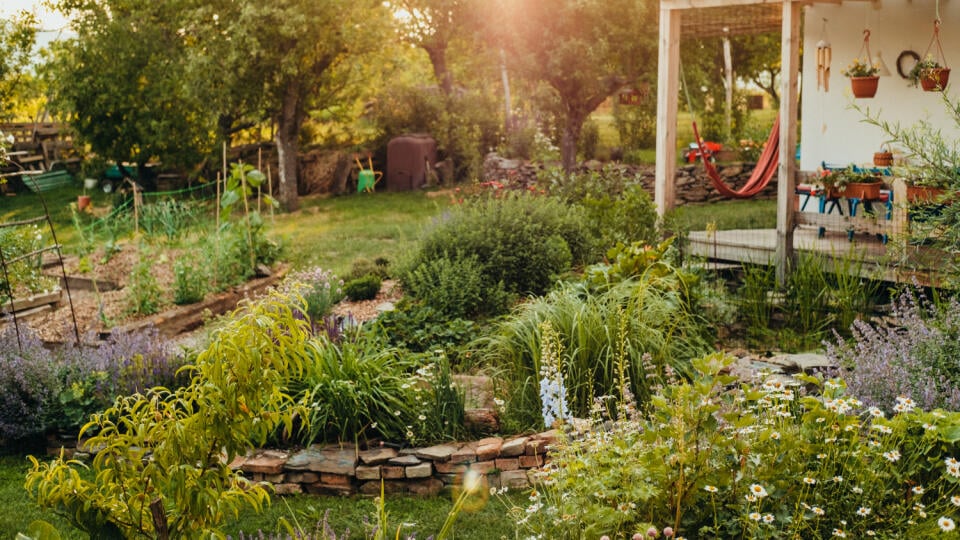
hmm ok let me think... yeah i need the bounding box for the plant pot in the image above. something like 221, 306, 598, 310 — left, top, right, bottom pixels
77, 195, 91, 211
873, 151, 893, 167
842, 181, 882, 200
920, 68, 951, 91
906, 184, 948, 203
850, 76, 879, 98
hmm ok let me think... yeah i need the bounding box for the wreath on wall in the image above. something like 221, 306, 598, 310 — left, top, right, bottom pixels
897, 50, 921, 79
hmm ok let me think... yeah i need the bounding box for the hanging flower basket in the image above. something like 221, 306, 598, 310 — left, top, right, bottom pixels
850, 76, 880, 98
920, 67, 951, 91
843, 181, 882, 200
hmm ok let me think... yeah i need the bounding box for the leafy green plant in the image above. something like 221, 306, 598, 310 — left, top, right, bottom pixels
125, 244, 163, 315
401, 255, 511, 319
738, 262, 777, 347
369, 301, 480, 367
343, 274, 381, 301
26, 292, 312, 538
0, 225, 57, 303
172, 257, 209, 305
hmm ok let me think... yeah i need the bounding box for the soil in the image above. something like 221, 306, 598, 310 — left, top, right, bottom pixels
12, 240, 403, 344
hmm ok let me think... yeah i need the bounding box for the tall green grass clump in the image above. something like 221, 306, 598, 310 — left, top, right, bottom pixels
480, 260, 712, 430
401, 193, 593, 318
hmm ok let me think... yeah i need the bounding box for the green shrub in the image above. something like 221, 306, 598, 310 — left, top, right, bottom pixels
344, 274, 381, 301
404, 193, 591, 311
538, 166, 659, 253
369, 300, 481, 367
402, 255, 511, 319
503, 354, 960, 539
27, 291, 313, 537
348, 256, 390, 281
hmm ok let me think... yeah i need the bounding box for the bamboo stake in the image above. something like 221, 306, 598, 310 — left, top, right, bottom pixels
215, 171, 221, 290
240, 162, 255, 272
267, 164, 274, 223
257, 147, 263, 214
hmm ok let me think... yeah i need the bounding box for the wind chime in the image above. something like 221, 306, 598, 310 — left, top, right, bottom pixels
816, 18, 832, 92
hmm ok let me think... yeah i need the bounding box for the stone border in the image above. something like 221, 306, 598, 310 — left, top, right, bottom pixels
229, 432, 558, 497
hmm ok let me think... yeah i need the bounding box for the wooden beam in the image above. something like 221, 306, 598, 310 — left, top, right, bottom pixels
661, 0, 783, 8
655, 6, 681, 217
776, 0, 801, 286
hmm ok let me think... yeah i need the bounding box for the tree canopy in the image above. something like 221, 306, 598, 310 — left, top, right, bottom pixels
0, 11, 39, 122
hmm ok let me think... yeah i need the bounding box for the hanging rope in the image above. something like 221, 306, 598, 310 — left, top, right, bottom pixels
857, 29, 874, 66
923, 18, 948, 68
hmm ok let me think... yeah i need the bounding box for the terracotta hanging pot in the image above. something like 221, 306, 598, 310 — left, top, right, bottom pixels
920, 67, 951, 91
850, 76, 879, 98
843, 181, 882, 200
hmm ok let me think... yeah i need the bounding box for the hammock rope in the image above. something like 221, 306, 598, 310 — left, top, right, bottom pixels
681, 63, 780, 199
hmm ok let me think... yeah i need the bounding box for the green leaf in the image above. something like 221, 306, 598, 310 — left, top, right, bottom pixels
220, 190, 240, 209
939, 424, 960, 443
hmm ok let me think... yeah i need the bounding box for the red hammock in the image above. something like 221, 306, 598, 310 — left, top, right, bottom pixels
690, 116, 781, 199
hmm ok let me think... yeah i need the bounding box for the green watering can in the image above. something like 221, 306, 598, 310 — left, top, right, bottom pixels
355, 154, 382, 193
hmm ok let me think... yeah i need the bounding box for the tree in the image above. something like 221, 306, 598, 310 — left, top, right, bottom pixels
392, 0, 471, 96
0, 10, 38, 122
45, 0, 212, 178
206, 0, 385, 212
731, 33, 782, 108
493, 0, 658, 172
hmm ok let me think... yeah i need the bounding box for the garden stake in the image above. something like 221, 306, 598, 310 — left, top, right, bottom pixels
215, 171, 221, 290
240, 163, 256, 272
267, 164, 274, 223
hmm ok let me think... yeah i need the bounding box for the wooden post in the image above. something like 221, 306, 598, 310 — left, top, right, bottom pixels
776, 0, 801, 286
655, 6, 681, 218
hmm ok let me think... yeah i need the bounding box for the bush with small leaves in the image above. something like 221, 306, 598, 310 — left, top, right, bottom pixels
344, 274, 381, 301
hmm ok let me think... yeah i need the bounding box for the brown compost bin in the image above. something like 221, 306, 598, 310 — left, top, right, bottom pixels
386, 134, 437, 191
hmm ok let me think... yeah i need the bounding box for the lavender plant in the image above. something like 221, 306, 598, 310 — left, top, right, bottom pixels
0, 327, 59, 440
826, 288, 960, 412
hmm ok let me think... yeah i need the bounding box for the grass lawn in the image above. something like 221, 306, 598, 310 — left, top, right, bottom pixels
0, 451, 520, 539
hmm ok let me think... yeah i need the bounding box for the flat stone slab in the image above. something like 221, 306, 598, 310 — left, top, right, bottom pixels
499, 437, 528, 457
358, 447, 398, 465
286, 445, 357, 475
388, 454, 422, 466
242, 449, 290, 475
415, 444, 458, 462
766, 353, 834, 372
406, 462, 433, 478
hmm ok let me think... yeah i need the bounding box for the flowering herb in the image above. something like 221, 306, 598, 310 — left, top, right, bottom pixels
842, 57, 880, 77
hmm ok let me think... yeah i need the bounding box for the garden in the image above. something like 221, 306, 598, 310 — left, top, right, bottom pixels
4, 0, 960, 538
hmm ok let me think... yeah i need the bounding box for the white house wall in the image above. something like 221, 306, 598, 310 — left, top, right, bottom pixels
801, 1, 960, 172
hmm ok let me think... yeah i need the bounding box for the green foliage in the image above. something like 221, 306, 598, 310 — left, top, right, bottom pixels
26, 292, 313, 538
481, 274, 712, 431
504, 354, 960, 539
369, 301, 480, 366
348, 257, 391, 281
284, 336, 464, 446
404, 194, 591, 312
282, 267, 344, 320
172, 258, 208, 305
0, 225, 57, 303
537, 166, 659, 256
343, 274, 382, 301
0, 11, 38, 122
125, 245, 163, 315
138, 199, 205, 242
613, 97, 657, 150
207, 213, 280, 290
401, 255, 511, 319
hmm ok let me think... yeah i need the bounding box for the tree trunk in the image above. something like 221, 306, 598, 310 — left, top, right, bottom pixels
275, 78, 302, 212
425, 44, 454, 96
560, 111, 585, 173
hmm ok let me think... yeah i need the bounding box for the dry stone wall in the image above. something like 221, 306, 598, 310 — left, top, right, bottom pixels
482, 154, 777, 204
228, 432, 557, 497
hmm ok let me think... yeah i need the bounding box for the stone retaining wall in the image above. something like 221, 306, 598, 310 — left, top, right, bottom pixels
482, 154, 777, 204
228, 431, 557, 497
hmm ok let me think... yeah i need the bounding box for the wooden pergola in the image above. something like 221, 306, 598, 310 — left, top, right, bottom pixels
655, 0, 810, 283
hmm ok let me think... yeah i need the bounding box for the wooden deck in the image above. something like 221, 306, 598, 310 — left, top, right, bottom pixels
687, 227, 945, 286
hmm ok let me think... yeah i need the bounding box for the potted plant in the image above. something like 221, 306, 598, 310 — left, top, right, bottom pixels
895, 165, 954, 204
908, 55, 950, 91
843, 58, 880, 98
819, 167, 883, 199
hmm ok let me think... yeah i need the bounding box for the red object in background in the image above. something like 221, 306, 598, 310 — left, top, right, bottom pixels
685, 140, 722, 163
